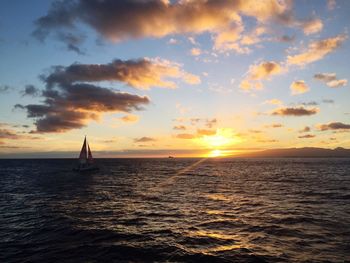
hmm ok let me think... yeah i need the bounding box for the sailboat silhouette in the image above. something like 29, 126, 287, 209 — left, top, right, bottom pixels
73, 136, 99, 172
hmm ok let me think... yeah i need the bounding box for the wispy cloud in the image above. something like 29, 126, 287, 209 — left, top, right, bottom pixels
287, 34, 347, 66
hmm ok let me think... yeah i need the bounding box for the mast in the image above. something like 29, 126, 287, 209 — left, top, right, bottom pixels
79, 136, 87, 164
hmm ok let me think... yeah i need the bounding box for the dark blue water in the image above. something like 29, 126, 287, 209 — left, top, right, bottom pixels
1, 158, 350, 262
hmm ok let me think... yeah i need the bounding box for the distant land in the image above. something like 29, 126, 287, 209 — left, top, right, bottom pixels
237, 147, 350, 158
0, 147, 350, 158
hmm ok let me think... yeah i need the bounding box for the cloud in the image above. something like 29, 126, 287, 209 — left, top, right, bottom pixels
272, 106, 319, 116
278, 35, 295, 43
317, 122, 350, 131
298, 101, 318, 106
44, 58, 200, 90
133, 137, 156, 143
56, 32, 86, 55
175, 133, 196, 139
314, 73, 347, 88
173, 125, 187, 130
299, 126, 311, 133
21, 85, 39, 97
322, 99, 334, 104
0, 128, 40, 143
190, 48, 202, 56
34, 0, 318, 53
327, 0, 336, 10
265, 123, 283, 128
300, 18, 323, 35
16, 58, 188, 133
287, 34, 347, 66
263, 99, 283, 105
197, 129, 216, 136
240, 61, 283, 91
205, 118, 217, 128
290, 80, 309, 95
0, 85, 11, 93
167, 38, 178, 45
298, 134, 315, 138
120, 114, 139, 123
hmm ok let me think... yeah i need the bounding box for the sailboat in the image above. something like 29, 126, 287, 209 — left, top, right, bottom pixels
73, 136, 99, 172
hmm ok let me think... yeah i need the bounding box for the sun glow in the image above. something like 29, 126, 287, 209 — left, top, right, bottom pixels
198, 128, 242, 148
210, 149, 223, 157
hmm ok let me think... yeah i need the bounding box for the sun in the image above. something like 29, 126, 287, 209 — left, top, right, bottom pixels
209, 149, 223, 157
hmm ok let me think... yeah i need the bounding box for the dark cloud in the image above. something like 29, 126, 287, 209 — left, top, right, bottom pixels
43, 58, 199, 89
314, 73, 347, 88
18, 83, 150, 133
299, 101, 318, 106
269, 123, 283, 128
272, 107, 319, 116
56, 32, 86, 54
16, 57, 199, 133
21, 85, 39, 97
0, 85, 11, 93
298, 134, 315, 138
299, 126, 311, 133
0, 128, 40, 144
322, 99, 334, 104
134, 137, 156, 143
278, 35, 295, 42
317, 122, 350, 131
33, 0, 318, 51
205, 118, 217, 128
16, 58, 186, 133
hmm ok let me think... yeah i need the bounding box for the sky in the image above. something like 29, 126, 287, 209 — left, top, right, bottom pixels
0, 0, 349, 158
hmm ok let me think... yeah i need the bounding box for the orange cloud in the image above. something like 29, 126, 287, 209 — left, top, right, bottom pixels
263, 99, 283, 105
240, 61, 283, 91
197, 129, 216, 136
290, 80, 309, 95
300, 18, 323, 35
34, 0, 316, 53
175, 133, 196, 139
120, 114, 139, 123
190, 48, 202, 56
287, 35, 347, 66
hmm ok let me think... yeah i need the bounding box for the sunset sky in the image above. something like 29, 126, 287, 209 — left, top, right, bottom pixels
0, 0, 349, 157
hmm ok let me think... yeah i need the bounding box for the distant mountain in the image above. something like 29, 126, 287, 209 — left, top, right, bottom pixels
238, 147, 350, 158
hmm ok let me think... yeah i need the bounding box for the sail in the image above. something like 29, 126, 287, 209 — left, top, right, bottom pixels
87, 143, 94, 164
79, 137, 87, 164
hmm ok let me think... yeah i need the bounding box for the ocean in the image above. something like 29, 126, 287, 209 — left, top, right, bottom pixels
1, 158, 350, 262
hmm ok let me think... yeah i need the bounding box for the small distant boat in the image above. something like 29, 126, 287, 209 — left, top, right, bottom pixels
73, 136, 99, 172
168, 156, 174, 159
